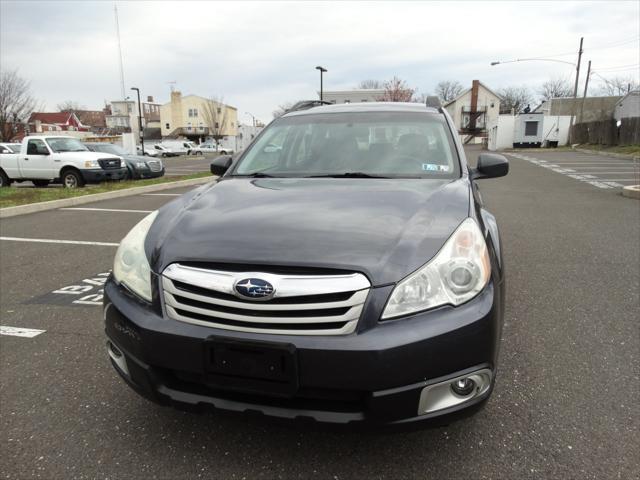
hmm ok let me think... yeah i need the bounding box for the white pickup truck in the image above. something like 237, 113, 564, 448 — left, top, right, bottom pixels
0, 136, 127, 188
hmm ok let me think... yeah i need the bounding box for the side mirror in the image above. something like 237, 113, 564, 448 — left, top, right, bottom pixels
210, 155, 233, 176
472, 153, 509, 180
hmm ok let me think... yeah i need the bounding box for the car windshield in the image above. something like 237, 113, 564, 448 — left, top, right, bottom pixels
8, 144, 21, 153
91, 144, 126, 156
46, 137, 88, 153
234, 111, 460, 178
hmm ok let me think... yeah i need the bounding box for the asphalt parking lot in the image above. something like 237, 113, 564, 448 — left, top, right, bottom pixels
1, 148, 638, 479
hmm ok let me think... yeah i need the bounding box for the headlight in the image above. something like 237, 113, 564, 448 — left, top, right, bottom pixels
135, 161, 146, 168
382, 218, 491, 319
113, 211, 158, 301
84, 160, 100, 168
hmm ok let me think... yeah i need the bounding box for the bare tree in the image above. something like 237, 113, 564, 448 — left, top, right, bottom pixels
435, 80, 463, 102
497, 86, 533, 114
201, 97, 229, 148
56, 100, 85, 112
538, 77, 573, 102
596, 76, 639, 96
272, 101, 298, 119
378, 76, 414, 102
0, 69, 38, 141
357, 79, 383, 89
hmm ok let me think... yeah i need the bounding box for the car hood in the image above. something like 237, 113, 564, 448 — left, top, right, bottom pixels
58, 151, 120, 160
147, 177, 470, 286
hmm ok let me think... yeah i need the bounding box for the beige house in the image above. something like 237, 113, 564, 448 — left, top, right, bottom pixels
444, 80, 502, 143
160, 91, 238, 142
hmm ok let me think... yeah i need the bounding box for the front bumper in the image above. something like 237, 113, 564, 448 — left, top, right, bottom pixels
83, 168, 128, 183
135, 167, 165, 179
103, 277, 503, 427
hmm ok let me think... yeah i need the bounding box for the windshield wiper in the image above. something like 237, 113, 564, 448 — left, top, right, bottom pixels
307, 172, 389, 179
234, 172, 277, 178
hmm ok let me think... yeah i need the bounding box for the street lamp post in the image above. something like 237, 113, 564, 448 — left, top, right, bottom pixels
245, 111, 257, 127
130, 87, 144, 155
491, 38, 584, 143
315, 66, 327, 102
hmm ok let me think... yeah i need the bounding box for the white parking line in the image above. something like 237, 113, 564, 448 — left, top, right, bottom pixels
0, 326, 46, 338
59, 207, 153, 213
141, 193, 182, 196
0, 236, 119, 247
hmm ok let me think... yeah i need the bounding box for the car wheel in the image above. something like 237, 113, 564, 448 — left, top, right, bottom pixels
0, 170, 10, 187
62, 170, 85, 188
32, 180, 49, 187
123, 168, 133, 181
196, 151, 203, 156
220, 150, 227, 155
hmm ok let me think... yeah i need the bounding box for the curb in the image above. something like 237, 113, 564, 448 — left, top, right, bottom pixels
0, 176, 216, 219
622, 185, 640, 200
573, 148, 639, 161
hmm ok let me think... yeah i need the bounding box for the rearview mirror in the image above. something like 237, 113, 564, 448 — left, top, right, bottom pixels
471, 153, 509, 180
210, 155, 233, 176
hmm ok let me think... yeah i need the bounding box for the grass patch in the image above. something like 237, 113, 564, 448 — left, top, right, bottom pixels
577, 144, 640, 156
0, 172, 212, 208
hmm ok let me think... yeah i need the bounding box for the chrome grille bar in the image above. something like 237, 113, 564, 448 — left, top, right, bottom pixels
161, 263, 371, 335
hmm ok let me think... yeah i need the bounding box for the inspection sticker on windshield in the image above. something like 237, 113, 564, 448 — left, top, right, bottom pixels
27, 272, 110, 307
422, 163, 450, 172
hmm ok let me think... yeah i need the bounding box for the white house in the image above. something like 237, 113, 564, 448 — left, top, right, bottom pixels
613, 91, 640, 121
444, 80, 502, 144
321, 89, 385, 104
487, 113, 572, 150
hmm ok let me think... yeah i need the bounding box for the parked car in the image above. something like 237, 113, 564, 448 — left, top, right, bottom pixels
161, 140, 198, 155
137, 145, 160, 157
104, 101, 509, 427
152, 144, 179, 158
0, 143, 21, 154
192, 142, 233, 155
0, 136, 126, 188
84, 143, 165, 180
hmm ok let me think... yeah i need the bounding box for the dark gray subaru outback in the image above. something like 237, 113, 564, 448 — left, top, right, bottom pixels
103, 101, 508, 427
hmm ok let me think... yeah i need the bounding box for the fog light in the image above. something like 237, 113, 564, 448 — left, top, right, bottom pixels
451, 377, 475, 396
417, 368, 493, 415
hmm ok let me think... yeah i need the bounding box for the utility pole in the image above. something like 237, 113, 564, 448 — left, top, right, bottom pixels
131, 87, 144, 155
578, 60, 592, 124
568, 37, 584, 144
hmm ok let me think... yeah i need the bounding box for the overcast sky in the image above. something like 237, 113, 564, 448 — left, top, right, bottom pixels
1, 1, 638, 123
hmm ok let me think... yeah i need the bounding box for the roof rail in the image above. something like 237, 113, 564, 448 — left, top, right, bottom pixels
425, 96, 442, 109
286, 100, 332, 113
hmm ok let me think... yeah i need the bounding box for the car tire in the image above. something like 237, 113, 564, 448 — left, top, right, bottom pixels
219, 150, 227, 155
0, 169, 10, 188
123, 168, 133, 181
61, 169, 85, 188
32, 180, 49, 187
196, 151, 203, 156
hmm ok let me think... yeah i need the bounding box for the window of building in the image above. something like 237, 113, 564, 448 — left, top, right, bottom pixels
361, 99, 368, 102
127, 104, 132, 113
217, 107, 221, 114
187, 122, 192, 132
215, 122, 219, 129
525, 121, 539, 136
165, 123, 170, 129
193, 108, 198, 117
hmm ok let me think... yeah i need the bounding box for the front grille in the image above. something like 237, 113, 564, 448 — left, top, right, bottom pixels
162, 263, 371, 335
147, 160, 162, 172
98, 158, 121, 169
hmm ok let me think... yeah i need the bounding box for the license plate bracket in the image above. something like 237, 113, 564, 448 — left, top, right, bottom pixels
204, 337, 299, 397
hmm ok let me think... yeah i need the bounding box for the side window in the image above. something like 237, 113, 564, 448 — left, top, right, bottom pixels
0, 146, 9, 154
27, 139, 48, 155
